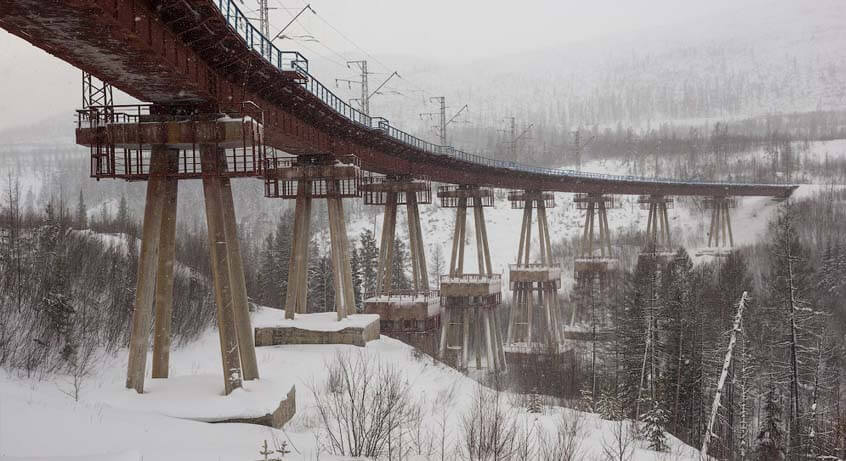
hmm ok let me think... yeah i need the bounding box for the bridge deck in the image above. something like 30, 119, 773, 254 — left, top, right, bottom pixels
0, 0, 797, 197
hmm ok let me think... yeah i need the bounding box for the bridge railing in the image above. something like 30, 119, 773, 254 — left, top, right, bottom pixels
210, 0, 793, 192
215, 0, 308, 73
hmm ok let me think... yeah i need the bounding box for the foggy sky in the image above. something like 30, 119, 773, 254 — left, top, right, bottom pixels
0, 0, 784, 129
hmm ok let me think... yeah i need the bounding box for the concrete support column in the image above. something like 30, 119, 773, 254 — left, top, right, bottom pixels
661, 202, 672, 247
219, 174, 259, 381
151, 151, 179, 379
376, 192, 397, 294
406, 192, 428, 291
126, 146, 170, 393
538, 202, 553, 264
723, 203, 734, 247
516, 202, 530, 266
441, 187, 502, 371
327, 181, 355, 319
581, 201, 595, 258
508, 195, 561, 347
599, 200, 612, 257
707, 197, 735, 248
469, 201, 492, 275
449, 198, 467, 276
438, 307, 450, 360
285, 181, 312, 319
644, 196, 672, 249
200, 146, 242, 395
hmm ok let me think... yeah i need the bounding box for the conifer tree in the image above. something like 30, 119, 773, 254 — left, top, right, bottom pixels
257, 231, 278, 307
757, 387, 786, 460
350, 246, 363, 311
308, 248, 333, 313
75, 189, 87, 229
272, 211, 293, 306
617, 254, 658, 418
391, 238, 410, 291
659, 248, 697, 436
116, 194, 129, 233
358, 229, 378, 296
641, 399, 669, 452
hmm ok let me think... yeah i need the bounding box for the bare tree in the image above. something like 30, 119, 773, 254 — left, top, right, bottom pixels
601, 418, 635, 461
702, 292, 748, 457
461, 382, 519, 460
538, 410, 585, 461
310, 350, 417, 458
433, 382, 458, 461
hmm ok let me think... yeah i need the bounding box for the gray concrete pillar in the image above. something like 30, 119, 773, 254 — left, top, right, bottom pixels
200, 146, 243, 395
220, 174, 259, 381
126, 146, 169, 393
151, 151, 179, 379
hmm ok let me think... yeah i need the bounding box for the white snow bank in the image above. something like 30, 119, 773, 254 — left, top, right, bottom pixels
252, 307, 379, 331
98, 374, 292, 421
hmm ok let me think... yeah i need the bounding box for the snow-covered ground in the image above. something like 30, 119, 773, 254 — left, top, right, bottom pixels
0, 308, 703, 460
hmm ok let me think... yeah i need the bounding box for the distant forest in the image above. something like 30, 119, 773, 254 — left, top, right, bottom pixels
449, 110, 846, 174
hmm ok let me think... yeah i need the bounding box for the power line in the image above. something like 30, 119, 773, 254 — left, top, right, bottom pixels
420, 97, 469, 145
260, 0, 459, 143
268, 0, 350, 65
292, 2, 433, 97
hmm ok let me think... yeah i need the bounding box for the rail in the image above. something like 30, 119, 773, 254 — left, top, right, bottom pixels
210, 0, 796, 193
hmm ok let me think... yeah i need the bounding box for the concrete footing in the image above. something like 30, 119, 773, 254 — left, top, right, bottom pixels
211, 386, 296, 429
255, 312, 380, 347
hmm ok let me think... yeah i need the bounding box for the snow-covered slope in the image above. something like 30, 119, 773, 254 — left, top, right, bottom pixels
0, 307, 703, 460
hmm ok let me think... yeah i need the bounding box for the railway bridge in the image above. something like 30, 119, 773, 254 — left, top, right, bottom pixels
0, 0, 797, 392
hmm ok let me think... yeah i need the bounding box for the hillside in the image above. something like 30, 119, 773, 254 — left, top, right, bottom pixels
316, 0, 846, 144
0, 307, 704, 460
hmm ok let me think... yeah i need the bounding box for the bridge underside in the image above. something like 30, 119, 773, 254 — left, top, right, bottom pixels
0, 0, 796, 197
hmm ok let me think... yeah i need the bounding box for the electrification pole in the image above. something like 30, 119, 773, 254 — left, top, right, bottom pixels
420, 97, 468, 146
337, 64, 401, 117
434, 96, 446, 145
258, 0, 270, 37
347, 60, 369, 115
501, 117, 532, 159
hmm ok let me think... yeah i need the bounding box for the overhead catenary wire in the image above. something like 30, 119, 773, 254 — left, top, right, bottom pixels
270, 0, 434, 98
258, 0, 464, 140
267, 0, 351, 67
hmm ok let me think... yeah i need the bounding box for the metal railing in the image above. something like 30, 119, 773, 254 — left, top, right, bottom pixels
364, 290, 439, 301
439, 274, 502, 283
210, 0, 796, 192
509, 263, 562, 270
214, 0, 307, 73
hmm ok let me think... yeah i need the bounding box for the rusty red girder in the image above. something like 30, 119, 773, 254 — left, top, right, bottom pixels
0, 0, 797, 197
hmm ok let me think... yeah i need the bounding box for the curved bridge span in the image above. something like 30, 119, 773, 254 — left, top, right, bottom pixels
0, 0, 795, 197
0, 0, 802, 396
